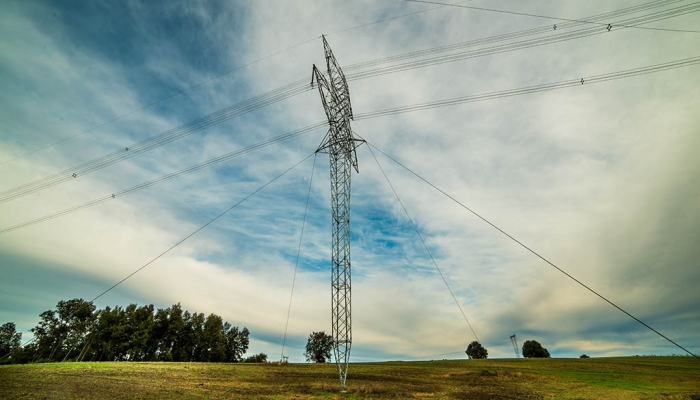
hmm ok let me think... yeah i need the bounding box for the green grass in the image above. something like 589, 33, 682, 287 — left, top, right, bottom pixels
1, 357, 698, 399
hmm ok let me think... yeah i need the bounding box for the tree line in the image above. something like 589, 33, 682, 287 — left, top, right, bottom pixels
465, 339, 552, 359
1, 298, 266, 364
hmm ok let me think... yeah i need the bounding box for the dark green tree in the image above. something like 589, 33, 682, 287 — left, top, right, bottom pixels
30, 310, 61, 361
224, 324, 250, 362
0, 322, 22, 361
465, 341, 488, 359
93, 306, 128, 361
123, 304, 155, 361
243, 352, 268, 363
56, 299, 97, 361
189, 312, 206, 361
30, 298, 96, 362
21, 300, 249, 364
173, 310, 196, 361
168, 304, 189, 361
304, 331, 334, 363
151, 307, 171, 360
201, 313, 226, 362
522, 340, 551, 358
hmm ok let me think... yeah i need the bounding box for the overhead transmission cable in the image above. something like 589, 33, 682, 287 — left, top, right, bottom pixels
0, 337, 37, 362
2, 1, 694, 203
0, 80, 312, 203
0, 122, 326, 235
89, 153, 315, 303
367, 144, 480, 343
354, 56, 700, 120
0, 1, 467, 362
344, 2, 700, 81
0, 155, 318, 359
369, 144, 699, 360
343, 0, 690, 71
2, 54, 698, 235
405, 0, 700, 34
0, 0, 463, 165
0, 0, 688, 203
280, 154, 317, 362
327, 0, 472, 36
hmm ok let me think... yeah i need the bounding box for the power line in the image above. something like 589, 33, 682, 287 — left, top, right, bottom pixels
404, 0, 700, 34
0, 122, 326, 235
344, 2, 700, 81
343, 0, 687, 71
367, 144, 480, 343
0, 80, 312, 203
3, 54, 697, 234
1, 0, 473, 165
0, 41, 319, 166
327, 0, 472, 36
89, 153, 315, 303
354, 55, 700, 120
3, 2, 694, 203
0, 337, 37, 362
1, 153, 316, 362
280, 154, 317, 362
368, 144, 699, 359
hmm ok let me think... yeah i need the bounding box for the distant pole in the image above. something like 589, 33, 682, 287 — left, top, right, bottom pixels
311, 35, 365, 391
510, 334, 520, 358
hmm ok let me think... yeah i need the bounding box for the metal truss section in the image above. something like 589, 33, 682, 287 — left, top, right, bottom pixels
311, 35, 364, 391
510, 334, 520, 358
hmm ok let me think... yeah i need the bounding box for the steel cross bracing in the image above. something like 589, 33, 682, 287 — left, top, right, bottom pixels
510, 334, 520, 358
312, 35, 365, 391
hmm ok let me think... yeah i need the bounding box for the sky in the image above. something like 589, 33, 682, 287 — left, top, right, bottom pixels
0, 0, 699, 363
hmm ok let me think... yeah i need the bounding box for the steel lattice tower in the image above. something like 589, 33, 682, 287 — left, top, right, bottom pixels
510, 334, 520, 358
312, 35, 364, 391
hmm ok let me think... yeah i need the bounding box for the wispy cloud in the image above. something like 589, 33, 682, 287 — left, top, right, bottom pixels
1, 0, 698, 362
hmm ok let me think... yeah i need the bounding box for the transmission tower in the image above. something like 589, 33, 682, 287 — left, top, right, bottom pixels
510, 334, 520, 358
311, 35, 365, 391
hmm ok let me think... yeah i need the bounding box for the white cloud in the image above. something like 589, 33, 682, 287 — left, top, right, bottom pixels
1, 0, 699, 362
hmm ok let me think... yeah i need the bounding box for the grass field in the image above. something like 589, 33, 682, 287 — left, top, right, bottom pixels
1, 357, 699, 399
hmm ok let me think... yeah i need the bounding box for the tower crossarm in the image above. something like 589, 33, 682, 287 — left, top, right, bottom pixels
311, 37, 363, 173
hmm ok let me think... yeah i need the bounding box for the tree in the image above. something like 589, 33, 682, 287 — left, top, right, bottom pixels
0, 322, 22, 361
19, 299, 251, 364
244, 353, 268, 363
167, 304, 188, 361
304, 331, 334, 363
580, 354, 590, 359
522, 340, 550, 358
30, 298, 96, 362
223, 325, 250, 362
465, 341, 488, 359
201, 313, 226, 362
151, 307, 171, 361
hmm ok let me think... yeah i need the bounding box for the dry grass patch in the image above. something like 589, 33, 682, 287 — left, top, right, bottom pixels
0, 357, 698, 399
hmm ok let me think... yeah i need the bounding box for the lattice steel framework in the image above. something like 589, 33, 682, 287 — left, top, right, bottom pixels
312, 35, 364, 391
510, 334, 520, 358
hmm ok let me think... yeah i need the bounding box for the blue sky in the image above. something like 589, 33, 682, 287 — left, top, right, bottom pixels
1, 0, 699, 362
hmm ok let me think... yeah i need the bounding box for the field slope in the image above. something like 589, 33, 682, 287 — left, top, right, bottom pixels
1, 356, 699, 399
